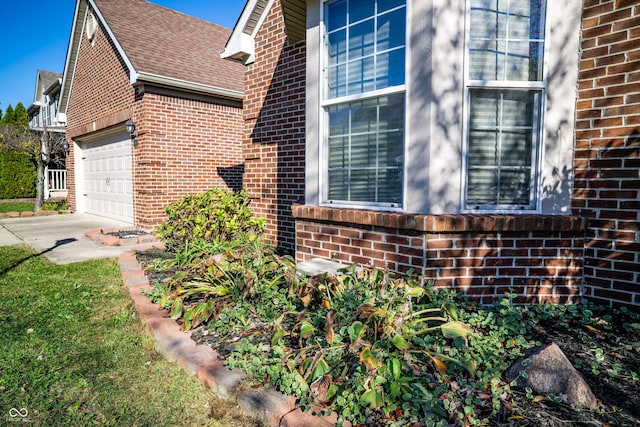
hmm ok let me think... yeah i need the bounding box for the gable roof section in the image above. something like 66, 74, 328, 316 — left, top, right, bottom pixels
37, 70, 63, 100
59, 0, 244, 121
28, 70, 63, 115
222, 0, 305, 65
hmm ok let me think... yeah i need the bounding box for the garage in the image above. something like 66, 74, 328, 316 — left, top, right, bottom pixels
77, 132, 133, 223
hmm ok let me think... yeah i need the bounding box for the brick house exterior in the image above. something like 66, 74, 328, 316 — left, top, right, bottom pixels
59, 0, 244, 228
573, 0, 640, 308
223, 0, 306, 253
224, 0, 639, 309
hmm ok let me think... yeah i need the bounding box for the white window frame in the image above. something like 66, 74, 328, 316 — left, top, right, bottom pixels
461, 0, 549, 213
319, 0, 408, 210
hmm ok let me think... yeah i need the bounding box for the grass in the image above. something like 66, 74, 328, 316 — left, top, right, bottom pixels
0, 201, 34, 213
0, 245, 258, 427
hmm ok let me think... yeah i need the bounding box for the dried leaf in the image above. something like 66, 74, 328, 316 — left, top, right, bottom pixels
356, 304, 377, 319
300, 292, 312, 308
429, 355, 448, 378
310, 374, 332, 403
325, 310, 336, 345
360, 347, 381, 372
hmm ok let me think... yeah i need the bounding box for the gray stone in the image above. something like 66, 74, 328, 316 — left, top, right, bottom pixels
296, 258, 348, 277
507, 342, 599, 409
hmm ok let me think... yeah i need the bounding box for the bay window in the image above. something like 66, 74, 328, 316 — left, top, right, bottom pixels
322, 0, 406, 207
464, 0, 546, 211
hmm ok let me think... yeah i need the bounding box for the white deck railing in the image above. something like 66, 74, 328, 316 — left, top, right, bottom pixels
45, 169, 67, 199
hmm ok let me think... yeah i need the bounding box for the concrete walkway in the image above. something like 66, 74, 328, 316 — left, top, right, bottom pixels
0, 213, 151, 264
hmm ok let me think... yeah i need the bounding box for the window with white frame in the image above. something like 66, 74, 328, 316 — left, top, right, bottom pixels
464, 0, 546, 211
322, 0, 406, 207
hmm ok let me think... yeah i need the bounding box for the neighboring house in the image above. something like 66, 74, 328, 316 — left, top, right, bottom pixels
58, 0, 245, 227
223, 0, 639, 309
27, 70, 68, 199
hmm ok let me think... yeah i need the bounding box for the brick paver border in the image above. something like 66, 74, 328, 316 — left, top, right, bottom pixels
118, 250, 341, 427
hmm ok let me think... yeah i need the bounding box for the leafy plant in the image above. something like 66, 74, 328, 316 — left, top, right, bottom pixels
41, 198, 68, 212
155, 188, 264, 252
0, 149, 36, 198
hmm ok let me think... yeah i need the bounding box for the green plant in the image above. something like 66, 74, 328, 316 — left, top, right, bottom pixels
41, 198, 68, 212
226, 268, 506, 426
0, 149, 36, 199
161, 234, 296, 330
141, 241, 640, 425
156, 188, 264, 252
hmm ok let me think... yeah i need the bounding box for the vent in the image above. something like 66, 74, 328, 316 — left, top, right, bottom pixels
86, 13, 97, 42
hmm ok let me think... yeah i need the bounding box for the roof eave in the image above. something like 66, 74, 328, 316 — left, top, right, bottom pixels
27, 103, 41, 115
133, 71, 243, 101
221, 0, 276, 66
44, 78, 62, 96
59, 0, 87, 116
220, 32, 255, 64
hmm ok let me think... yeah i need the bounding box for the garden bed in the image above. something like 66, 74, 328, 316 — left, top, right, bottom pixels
135, 189, 639, 426
136, 247, 640, 427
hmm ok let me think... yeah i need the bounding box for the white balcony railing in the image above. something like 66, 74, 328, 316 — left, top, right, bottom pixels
45, 169, 67, 199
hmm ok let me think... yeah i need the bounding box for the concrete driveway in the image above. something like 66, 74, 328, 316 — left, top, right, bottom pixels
0, 213, 152, 264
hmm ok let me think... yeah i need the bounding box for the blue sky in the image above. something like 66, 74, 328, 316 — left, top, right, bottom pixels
0, 0, 246, 113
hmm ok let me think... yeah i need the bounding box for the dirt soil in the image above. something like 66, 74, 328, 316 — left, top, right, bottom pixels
493, 314, 640, 427
135, 249, 640, 427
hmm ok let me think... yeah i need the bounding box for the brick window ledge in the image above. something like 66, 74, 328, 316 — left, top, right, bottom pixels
291, 205, 585, 233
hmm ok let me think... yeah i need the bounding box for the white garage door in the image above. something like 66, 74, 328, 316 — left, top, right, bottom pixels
80, 133, 133, 223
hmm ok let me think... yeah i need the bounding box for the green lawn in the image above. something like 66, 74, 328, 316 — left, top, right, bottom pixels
0, 245, 257, 427
0, 201, 34, 213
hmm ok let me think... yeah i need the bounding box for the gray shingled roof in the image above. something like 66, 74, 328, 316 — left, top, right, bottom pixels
94, 0, 244, 93
39, 70, 63, 91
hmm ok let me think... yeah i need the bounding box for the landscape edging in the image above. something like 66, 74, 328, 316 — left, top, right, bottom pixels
117, 250, 339, 427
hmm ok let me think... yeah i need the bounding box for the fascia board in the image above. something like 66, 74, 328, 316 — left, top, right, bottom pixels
86, 0, 138, 84
59, 0, 86, 116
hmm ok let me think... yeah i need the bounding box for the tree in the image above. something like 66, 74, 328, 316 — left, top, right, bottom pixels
0, 122, 67, 210
14, 103, 29, 128
1, 105, 16, 125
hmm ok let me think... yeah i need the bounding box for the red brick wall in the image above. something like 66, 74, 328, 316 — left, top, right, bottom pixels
574, 0, 640, 309
243, 0, 306, 253
134, 92, 244, 228
293, 207, 585, 304
65, 8, 243, 228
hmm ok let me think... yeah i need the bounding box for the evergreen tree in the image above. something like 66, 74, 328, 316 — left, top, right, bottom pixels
1, 104, 15, 125
14, 103, 29, 127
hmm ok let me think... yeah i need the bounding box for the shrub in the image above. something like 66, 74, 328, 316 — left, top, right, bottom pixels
0, 150, 35, 199
156, 189, 264, 252
41, 199, 68, 212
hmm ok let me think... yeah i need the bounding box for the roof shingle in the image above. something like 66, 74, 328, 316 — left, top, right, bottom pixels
94, 0, 244, 93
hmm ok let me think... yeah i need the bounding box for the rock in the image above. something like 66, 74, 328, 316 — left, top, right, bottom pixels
506, 342, 599, 409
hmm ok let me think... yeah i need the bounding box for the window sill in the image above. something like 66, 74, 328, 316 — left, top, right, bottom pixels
291, 205, 585, 233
